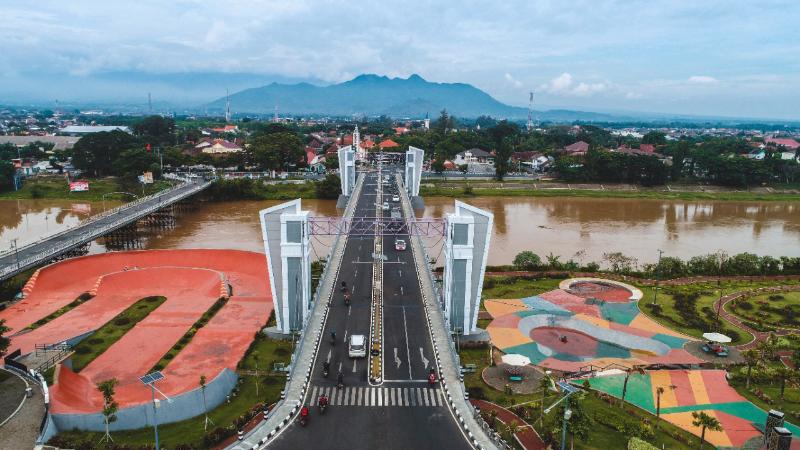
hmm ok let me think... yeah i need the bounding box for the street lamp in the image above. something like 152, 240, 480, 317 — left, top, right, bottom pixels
10, 238, 20, 270
139, 371, 171, 450
652, 249, 664, 305
543, 381, 579, 450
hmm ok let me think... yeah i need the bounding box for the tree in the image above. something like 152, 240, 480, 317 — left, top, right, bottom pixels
324, 152, 339, 171
642, 131, 666, 146
603, 252, 638, 274
250, 132, 304, 172
0, 319, 10, 357
494, 140, 514, 180
315, 174, 341, 199
742, 348, 759, 388
111, 148, 161, 179
691, 411, 722, 449
431, 154, 445, 174
774, 366, 796, 401
513, 251, 542, 271
133, 116, 175, 146
0, 161, 15, 192
554, 394, 590, 448
620, 367, 644, 407
434, 109, 454, 135
538, 374, 553, 426
545, 253, 562, 270
96, 378, 119, 444
655, 384, 676, 429
502, 420, 523, 443
72, 131, 138, 177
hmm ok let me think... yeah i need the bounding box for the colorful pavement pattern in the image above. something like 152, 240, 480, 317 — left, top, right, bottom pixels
486, 278, 703, 372
586, 369, 800, 448
0, 249, 272, 414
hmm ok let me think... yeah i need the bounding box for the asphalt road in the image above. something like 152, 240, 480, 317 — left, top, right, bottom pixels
0, 180, 210, 281
269, 166, 471, 450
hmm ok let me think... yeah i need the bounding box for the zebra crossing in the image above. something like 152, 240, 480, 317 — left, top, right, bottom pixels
308, 386, 444, 407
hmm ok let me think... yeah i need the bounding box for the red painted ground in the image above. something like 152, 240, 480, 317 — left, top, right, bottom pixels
2, 250, 272, 414
529, 327, 599, 356
568, 281, 632, 303
538, 290, 600, 316
470, 399, 546, 450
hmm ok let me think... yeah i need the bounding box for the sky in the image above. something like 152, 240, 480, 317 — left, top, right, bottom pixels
1, 0, 799, 119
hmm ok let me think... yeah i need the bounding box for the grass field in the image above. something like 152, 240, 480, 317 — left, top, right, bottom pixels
0, 176, 173, 201
728, 291, 800, 329
633, 281, 800, 344
70, 296, 166, 372
51, 334, 293, 449
481, 276, 564, 305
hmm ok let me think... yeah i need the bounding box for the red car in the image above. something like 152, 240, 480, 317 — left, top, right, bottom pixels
394, 239, 407, 251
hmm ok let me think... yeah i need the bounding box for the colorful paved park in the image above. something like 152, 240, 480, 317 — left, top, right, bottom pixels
585, 369, 800, 448
486, 278, 703, 372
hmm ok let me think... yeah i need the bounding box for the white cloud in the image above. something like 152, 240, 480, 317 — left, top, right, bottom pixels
504, 73, 523, 88
688, 75, 719, 84
539, 72, 607, 97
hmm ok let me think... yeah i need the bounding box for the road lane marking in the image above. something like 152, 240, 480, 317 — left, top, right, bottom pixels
326, 349, 332, 363
352, 359, 357, 373
394, 348, 401, 369
420, 347, 429, 370
402, 307, 412, 379
416, 388, 423, 406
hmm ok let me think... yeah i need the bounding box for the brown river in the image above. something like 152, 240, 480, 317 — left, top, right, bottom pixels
1, 197, 798, 267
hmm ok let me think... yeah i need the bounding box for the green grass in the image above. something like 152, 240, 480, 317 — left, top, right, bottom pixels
26, 293, 94, 330
420, 184, 800, 202
731, 379, 800, 424
70, 296, 167, 372
633, 281, 800, 345
481, 276, 564, 303
151, 297, 228, 372
50, 334, 293, 449
0, 176, 172, 201
728, 291, 800, 329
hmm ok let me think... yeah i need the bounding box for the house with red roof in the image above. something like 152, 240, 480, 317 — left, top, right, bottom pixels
765, 137, 800, 150
378, 139, 400, 149
196, 139, 242, 155
562, 141, 589, 156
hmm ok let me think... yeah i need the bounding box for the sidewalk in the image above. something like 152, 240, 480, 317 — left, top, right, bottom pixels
470, 399, 546, 450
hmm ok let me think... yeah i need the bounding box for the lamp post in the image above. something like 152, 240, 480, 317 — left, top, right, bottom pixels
652, 249, 664, 305
560, 398, 572, 450
10, 238, 20, 270
139, 371, 169, 450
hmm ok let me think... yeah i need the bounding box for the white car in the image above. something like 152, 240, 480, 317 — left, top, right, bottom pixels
382, 202, 390, 211
395, 239, 407, 251
349, 334, 367, 358
392, 195, 400, 202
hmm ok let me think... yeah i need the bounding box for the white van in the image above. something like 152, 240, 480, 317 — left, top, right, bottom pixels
349, 334, 367, 358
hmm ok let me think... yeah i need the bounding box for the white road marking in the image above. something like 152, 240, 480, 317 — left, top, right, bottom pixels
326, 349, 332, 363
400, 286, 404, 296
348, 305, 351, 317
394, 347, 401, 369
338, 361, 343, 372
352, 359, 357, 373
420, 347, 429, 370
400, 306, 412, 380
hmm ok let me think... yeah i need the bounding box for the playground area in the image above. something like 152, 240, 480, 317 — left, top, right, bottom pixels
584, 369, 800, 448
0, 249, 272, 425
485, 278, 703, 372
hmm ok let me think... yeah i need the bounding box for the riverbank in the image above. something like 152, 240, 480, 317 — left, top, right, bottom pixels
0, 176, 172, 201
420, 179, 800, 201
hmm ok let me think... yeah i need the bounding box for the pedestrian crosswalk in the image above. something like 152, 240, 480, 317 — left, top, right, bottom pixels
308, 386, 444, 407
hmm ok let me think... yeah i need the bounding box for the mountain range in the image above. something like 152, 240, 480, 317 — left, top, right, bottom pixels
206, 74, 625, 121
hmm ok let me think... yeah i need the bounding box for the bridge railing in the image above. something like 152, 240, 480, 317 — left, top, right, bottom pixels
0, 179, 214, 279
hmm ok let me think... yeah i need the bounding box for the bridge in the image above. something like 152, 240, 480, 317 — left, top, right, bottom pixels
0, 178, 214, 282
236, 157, 498, 449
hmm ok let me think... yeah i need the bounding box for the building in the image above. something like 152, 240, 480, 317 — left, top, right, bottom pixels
454, 148, 491, 165
378, 139, 400, 150
0, 135, 80, 151
210, 125, 239, 134
562, 141, 589, 156
196, 139, 242, 155
59, 125, 131, 135
765, 137, 800, 150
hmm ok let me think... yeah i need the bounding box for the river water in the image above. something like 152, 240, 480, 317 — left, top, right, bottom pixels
1, 197, 798, 267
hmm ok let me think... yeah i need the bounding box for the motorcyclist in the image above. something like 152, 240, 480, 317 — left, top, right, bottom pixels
322, 361, 330, 374
318, 394, 328, 409
299, 405, 310, 426
330, 330, 336, 344
428, 368, 437, 385
337, 371, 344, 388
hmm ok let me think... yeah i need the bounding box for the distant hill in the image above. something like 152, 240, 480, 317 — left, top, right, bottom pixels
206, 74, 622, 121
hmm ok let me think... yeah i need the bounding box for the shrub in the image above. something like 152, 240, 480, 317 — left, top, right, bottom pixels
88, 338, 104, 345
738, 301, 754, 311
114, 317, 131, 326
768, 294, 785, 301
74, 346, 90, 354
513, 251, 542, 271
467, 386, 486, 399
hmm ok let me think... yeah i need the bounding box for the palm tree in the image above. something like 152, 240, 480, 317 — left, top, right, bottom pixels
620, 367, 645, 407
742, 348, 759, 389
538, 374, 553, 426
502, 420, 523, 443
655, 384, 677, 429
96, 378, 119, 444
200, 374, 214, 431
0, 319, 11, 358
691, 411, 722, 450
774, 366, 797, 402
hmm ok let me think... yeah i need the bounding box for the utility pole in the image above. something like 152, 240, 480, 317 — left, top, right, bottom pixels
652, 249, 664, 305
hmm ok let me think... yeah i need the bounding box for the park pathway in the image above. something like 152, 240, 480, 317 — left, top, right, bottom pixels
470, 399, 546, 450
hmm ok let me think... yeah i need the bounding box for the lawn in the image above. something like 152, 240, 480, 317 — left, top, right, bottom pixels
482, 276, 564, 304
50, 334, 293, 449
70, 296, 166, 372
727, 291, 800, 330
0, 176, 173, 201
26, 293, 93, 330
633, 281, 800, 345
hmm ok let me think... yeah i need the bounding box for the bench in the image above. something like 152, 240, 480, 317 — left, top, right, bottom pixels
461, 363, 477, 374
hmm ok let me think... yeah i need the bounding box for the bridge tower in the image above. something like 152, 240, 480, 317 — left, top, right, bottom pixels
259, 200, 312, 335
337, 144, 356, 199
442, 201, 493, 336
404, 146, 424, 198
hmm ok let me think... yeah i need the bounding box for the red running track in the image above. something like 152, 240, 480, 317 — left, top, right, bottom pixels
1, 250, 272, 414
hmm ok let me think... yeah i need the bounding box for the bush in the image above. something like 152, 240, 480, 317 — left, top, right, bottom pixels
738, 301, 754, 311
88, 338, 104, 345
768, 294, 785, 301
513, 251, 542, 271
114, 317, 131, 326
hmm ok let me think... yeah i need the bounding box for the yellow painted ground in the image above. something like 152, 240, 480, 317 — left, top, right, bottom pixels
650, 371, 678, 408
662, 411, 732, 448
686, 371, 711, 405
484, 299, 525, 318
488, 327, 531, 348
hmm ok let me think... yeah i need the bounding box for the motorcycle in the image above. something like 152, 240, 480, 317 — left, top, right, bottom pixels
298, 407, 309, 427
319, 402, 327, 415
428, 369, 437, 387
337, 373, 344, 389
322, 366, 329, 378
344, 293, 351, 306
